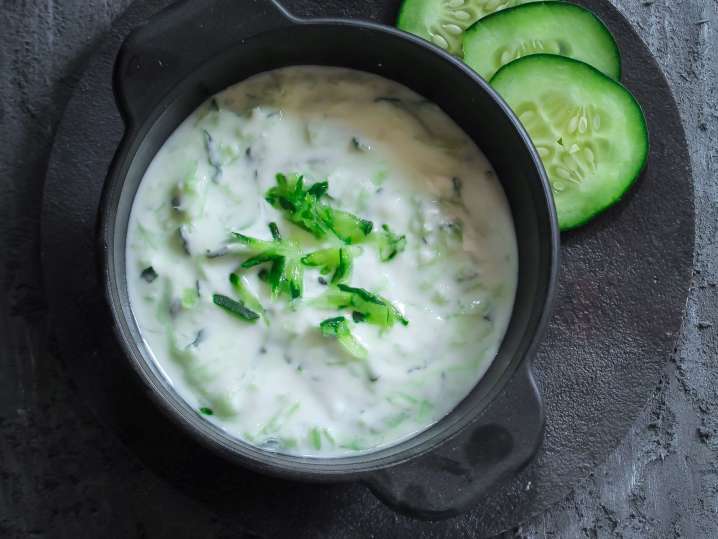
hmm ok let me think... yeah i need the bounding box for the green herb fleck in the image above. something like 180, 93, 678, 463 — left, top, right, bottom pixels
199, 407, 214, 416
203, 129, 223, 182
176, 225, 191, 255
140, 266, 158, 283
452, 177, 463, 200
351, 136, 371, 152
440, 219, 463, 241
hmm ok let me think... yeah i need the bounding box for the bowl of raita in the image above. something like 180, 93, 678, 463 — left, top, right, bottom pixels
99, 0, 559, 519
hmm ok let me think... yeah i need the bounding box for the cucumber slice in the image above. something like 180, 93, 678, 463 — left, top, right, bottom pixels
464, 2, 621, 80
397, 0, 546, 57
490, 55, 648, 230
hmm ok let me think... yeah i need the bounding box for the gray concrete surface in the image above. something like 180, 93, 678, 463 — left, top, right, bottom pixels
0, 0, 716, 537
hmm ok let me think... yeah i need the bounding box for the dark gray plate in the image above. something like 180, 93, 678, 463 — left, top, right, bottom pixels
41, 0, 693, 536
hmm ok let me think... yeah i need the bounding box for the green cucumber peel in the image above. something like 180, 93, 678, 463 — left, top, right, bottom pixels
213, 293, 260, 322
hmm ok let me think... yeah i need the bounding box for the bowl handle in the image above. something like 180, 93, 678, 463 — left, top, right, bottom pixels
364, 362, 544, 520
114, 0, 295, 127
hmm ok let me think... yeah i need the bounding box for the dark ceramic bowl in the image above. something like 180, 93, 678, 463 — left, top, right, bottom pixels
98, 0, 559, 520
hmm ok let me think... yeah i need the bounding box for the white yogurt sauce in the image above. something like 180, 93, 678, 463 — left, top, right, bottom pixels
126, 66, 518, 457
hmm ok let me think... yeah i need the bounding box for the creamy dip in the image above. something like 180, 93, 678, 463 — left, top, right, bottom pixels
126, 66, 518, 457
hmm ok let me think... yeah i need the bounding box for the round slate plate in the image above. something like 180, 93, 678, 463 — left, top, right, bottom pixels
41, 0, 694, 536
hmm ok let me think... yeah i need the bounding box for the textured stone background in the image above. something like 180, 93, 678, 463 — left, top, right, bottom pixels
1, 0, 716, 537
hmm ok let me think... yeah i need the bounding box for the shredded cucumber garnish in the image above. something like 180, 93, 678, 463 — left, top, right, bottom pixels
374, 224, 407, 262
340, 284, 408, 329
339, 439, 367, 451
319, 316, 368, 360
322, 428, 336, 446
212, 293, 260, 322
265, 173, 374, 244
259, 401, 301, 436
229, 272, 265, 314
313, 285, 408, 330
301, 247, 340, 274
181, 287, 199, 309
309, 427, 323, 450
154, 277, 237, 418
327, 209, 374, 245
229, 223, 304, 299
385, 392, 434, 426
265, 173, 331, 237
372, 170, 388, 187
301, 245, 360, 284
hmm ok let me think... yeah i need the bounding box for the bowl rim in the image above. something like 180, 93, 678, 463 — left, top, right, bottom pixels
98, 16, 560, 482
